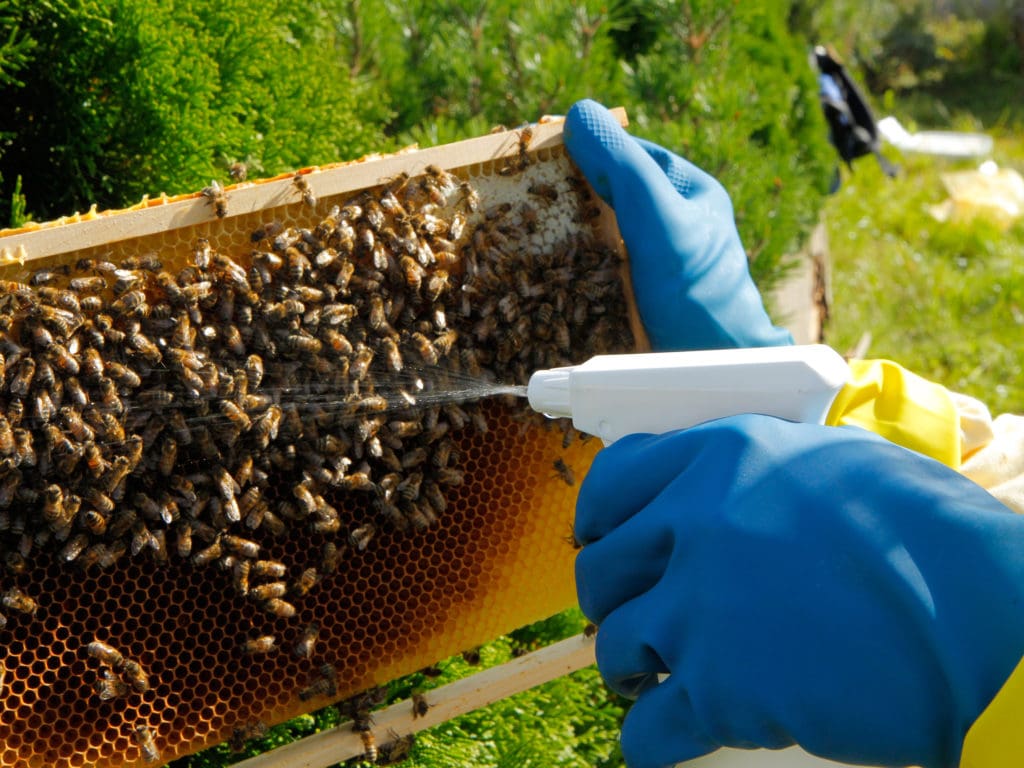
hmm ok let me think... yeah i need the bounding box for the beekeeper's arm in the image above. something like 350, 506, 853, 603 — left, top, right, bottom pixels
564, 99, 1024, 768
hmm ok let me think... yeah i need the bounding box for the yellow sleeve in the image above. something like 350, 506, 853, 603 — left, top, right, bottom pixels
826, 358, 961, 469
961, 655, 1024, 767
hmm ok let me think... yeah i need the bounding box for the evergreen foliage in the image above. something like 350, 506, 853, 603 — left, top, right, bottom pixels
0, 0, 387, 222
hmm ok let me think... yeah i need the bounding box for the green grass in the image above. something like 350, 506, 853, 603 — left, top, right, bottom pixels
823, 130, 1024, 416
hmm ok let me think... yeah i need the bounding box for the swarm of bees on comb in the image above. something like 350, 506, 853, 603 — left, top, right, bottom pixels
0, 129, 635, 766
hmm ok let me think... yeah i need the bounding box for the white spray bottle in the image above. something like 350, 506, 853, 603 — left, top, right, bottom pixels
526, 345, 850, 444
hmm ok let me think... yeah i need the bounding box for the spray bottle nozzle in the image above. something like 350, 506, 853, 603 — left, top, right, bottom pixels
526, 366, 574, 419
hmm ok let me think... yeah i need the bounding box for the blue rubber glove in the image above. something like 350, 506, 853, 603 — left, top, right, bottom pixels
563, 99, 793, 351
575, 415, 1024, 768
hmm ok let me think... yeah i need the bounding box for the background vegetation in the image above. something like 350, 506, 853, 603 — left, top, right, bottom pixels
1, 0, 1022, 765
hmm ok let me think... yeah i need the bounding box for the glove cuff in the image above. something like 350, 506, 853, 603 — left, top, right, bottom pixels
961, 653, 1024, 767
825, 358, 961, 468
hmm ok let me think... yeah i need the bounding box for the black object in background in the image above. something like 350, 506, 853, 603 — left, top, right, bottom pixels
814, 45, 897, 191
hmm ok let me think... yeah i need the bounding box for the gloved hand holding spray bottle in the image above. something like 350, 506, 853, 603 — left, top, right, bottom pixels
541, 99, 1024, 768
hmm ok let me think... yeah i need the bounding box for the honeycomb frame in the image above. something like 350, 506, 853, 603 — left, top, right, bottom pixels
0, 112, 643, 767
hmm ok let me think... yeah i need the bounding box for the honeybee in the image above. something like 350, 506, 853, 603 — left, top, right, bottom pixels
359, 730, 378, 763
294, 623, 320, 659
126, 329, 161, 364
97, 455, 131, 500
175, 522, 193, 559
220, 535, 258, 560
461, 647, 482, 666
45, 340, 79, 376
251, 220, 284, 244
423, 481, 447, 515
130, 520, 158, 557
10, 357, 35, 396
241, 635, 278, 655
1, 586, 37, 616
82, 489, 115, 520
134, 723, 161, 763
351, 344, 374, 382
528, 182, 559, 202
224, 161, 248, 182
218, 400, 251, 432
291, 567, 320, 597
201, 180, 228, 218
252, 405, 282, 449
5, 397, 22, 429
399, 255, 425, 294
122, 659, 150, 693
311, 506, 340, 534
404, 332, 435, 367
31, 389, 56, 424
436, 467, 464, 487
553, 458, 575, 486
553, 317, 571, 352
192, 537, 223, 567
432, 439, 454, 469
252, 560, 287, 579
106, 361, 142, 390
583, 623, 598, 639
362, 198, 385, 232
87, 640, 125, 669
240, 354, 264, 390
263, 598, 296, 619
321, 302, 358, 326
69, 275, 107, 294
418, 175, 447, 207
57, 532, 88, 563
228, 721, 269, 752
334, 259, 355, 293
249, 582, 288, 601
286, 481, 313, 516
298, 673, 337, 701
290, 173, 316, 208
377, 732, 415, 766
0, 417, 13, 459
95, 668, 129, 700
12, 429, 35, 468
40, 482, 66, 524
3, 552, 25, 575
453, 180, 479, 214
29, 322, 56, 351
321, 542, 343, 574
348, 523, 376, 552
29, 265, 69, 286
286, 333, 322, 355
411, 692, 430, 718
406, 502, 436, 532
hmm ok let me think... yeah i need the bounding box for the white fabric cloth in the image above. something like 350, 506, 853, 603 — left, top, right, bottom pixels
955, 392, 1024, 514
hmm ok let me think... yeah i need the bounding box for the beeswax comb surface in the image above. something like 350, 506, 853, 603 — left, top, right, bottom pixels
0, 112, 641, 767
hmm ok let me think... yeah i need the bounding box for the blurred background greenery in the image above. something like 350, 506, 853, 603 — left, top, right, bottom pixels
1, 0, 1023, 765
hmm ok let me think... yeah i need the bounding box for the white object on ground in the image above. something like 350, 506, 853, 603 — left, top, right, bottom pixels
877, 115, 993, 158
929, 163, 1024, 228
